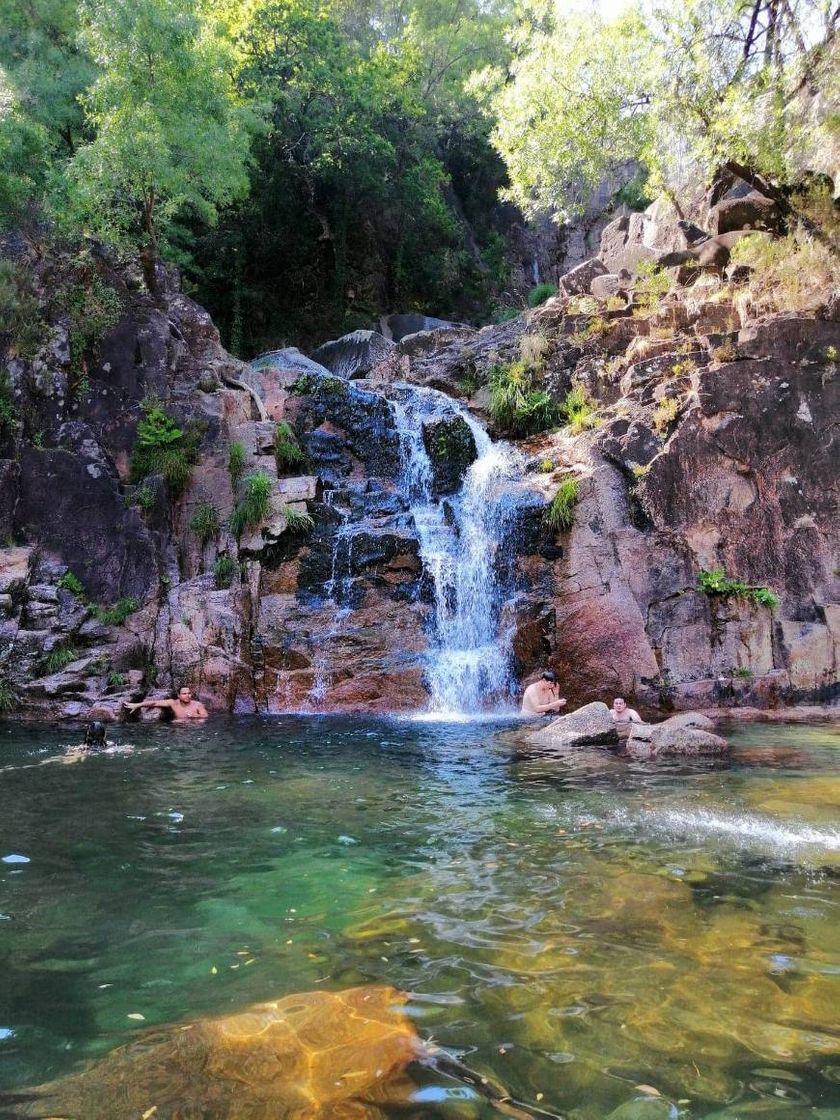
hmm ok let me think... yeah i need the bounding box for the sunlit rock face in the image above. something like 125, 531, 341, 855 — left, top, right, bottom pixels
13, 986, 421, 1120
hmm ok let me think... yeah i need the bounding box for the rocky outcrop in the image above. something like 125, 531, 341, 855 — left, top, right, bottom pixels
524, 701, 617, 748
311, 329, 395, 380
625, 712, 729, 755
421, 414, 478, 496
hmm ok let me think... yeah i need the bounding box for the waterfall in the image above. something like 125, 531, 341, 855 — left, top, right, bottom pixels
388, 386, 529, 716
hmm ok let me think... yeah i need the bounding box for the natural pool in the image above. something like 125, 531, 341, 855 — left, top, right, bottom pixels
0, 716, 838, 1119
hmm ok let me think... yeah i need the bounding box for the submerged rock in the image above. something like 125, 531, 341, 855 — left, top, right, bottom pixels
13, 986, 421, 1120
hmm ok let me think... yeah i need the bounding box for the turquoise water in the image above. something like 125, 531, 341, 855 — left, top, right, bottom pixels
0, 716, 839, 1119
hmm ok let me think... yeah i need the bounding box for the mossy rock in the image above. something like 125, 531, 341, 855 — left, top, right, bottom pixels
421, 414, 477, 496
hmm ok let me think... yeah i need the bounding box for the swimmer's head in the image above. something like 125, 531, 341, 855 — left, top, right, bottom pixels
84, 721, 107, 748
177, 686, 193, 704
541, 671, 557, 684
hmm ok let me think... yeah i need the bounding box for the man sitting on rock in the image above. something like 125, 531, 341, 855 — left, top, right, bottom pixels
610, 697, 642, 738
521, 671, 568, 716
125, 685, 208, 721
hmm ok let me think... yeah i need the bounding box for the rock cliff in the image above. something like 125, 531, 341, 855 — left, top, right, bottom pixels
0, 222, 837, 719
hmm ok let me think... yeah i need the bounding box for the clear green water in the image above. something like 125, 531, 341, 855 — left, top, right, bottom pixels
0, 716, 839, 1120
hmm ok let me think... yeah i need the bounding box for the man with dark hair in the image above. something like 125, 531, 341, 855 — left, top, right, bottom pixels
125, 685, 208, 721
520, 671, 568, 716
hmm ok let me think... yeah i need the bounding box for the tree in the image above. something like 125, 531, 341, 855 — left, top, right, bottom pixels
474, 0, 839, 221
64, 0, 255, 290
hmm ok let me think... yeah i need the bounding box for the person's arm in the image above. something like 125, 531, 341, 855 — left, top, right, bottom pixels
124, 698, 174, 713
193, 701, 209, 718
533, 697, 567, 714
628, 709, 642, 722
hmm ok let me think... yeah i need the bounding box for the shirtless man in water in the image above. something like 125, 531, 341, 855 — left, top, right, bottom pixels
125, 686, 208, 721
610, 697, 642, 738
521, 671, 568, 716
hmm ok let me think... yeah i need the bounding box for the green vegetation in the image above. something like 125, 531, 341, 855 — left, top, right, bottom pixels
213, 554, 238, 590
134, 484, 155, 512
107, 670, 126, 690
228, 441, 246, 487
489, 360, 562, 437
285, 506, 315, 534
544, 476, 579, 533
130, 400, 202, 498
93, 597, 140, 626
43, 644, 80, 674
698, 568, 780, 610
537, 458, 554, 473
562, 386, 599, 434
57, 571, 85, 598
0, 676, 18, 713
653, 397, 679, 433
0, 260, 45, 357
58, 274, 122, 395
527, 283, 558, 308
632, 262, 671, 314
732, 666, 754, 680
274, 421, 305, 472
712, 341, 738, 364
0, 370, 17, 438
190, 501, 220, 545
230, 471, 274, 539
570, 316, 609, 347
730, 231, 840, 317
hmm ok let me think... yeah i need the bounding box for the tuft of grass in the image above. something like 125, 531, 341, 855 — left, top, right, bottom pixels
528, 283, 558, 308
0, 260, 45, 358
107, 670, 126, 690
632, 261, 671, 313
190, 501, 220, 544
519, 330, 551, 368
284, 506, 315, 534
562, 385, 600, 433
0, 370, 17, 438
698, 568, 779, 610
653, 397, 679, 433
228, 440, 246, 486
130, 400, 202, 498
0, 677, 18, 713
730, 232, 840, 317
213, 554, 238, 589
544, 476, 579, 533
488, 360, 563, 438
275, 421, 305, 472
134, 484, 155, 511
93, 597, 139, 626
570, 316, 610, 347
492, 306, 520, 323
732, 666, 754, 679
57, 571, 86, 598
230, 471, 274, 539
537, 458, 554, 473
711, 341, 738, 363
43, 644, 80, 674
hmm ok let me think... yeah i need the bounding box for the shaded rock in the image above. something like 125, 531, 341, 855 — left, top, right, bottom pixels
381, 313, 467, 342
0, 458, 19, 541
421, 414, 478, 496
708, 192, 783, 236
559, 257, 608, 296
15, 986, 421, 1120
524, 701, 617, 748
598, 417, 661, 474
591, 272, 631, 300
311, 330, 396, 380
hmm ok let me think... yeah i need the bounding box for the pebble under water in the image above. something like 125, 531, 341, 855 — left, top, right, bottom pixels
0, 716, 839, 1120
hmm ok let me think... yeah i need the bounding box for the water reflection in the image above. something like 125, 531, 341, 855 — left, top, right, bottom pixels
0, 716, 838, 1119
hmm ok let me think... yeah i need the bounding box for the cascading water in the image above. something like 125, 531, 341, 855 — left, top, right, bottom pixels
388, 387, 531, 716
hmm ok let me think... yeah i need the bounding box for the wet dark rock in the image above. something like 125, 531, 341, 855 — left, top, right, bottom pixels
382, 313, 468, 342
421, 415, 477, 496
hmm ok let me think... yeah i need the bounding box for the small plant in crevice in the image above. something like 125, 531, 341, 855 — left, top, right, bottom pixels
570, 316, 609, 347
284, 506, 315, 534
544, 476, 579, 533
107, 670, 126, 690
213, 554, 238, 589
228, 440, 246, 487
0, 260, 45, 358
0, 676, 17, 713
93, 597, 139, 626
488, 360, 562, 437
130, 399, 202, 498
632, 261, 671, 314
712, 341, 738, 363
562, 385, 600, 434
274, 421, 305, 472
0, 370, 17, 438
698, 568, 779, 610
230, 471, 273, 540
732, 666, 754, 679
190, 501, 220, 544
290, 372, 314, 395
58, 276, 122, 400
43, 644, 80, 675
528, 283, 558, 308
519, 330, 551, 369
57, 571, 86, 598
652, 397, 679, 433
